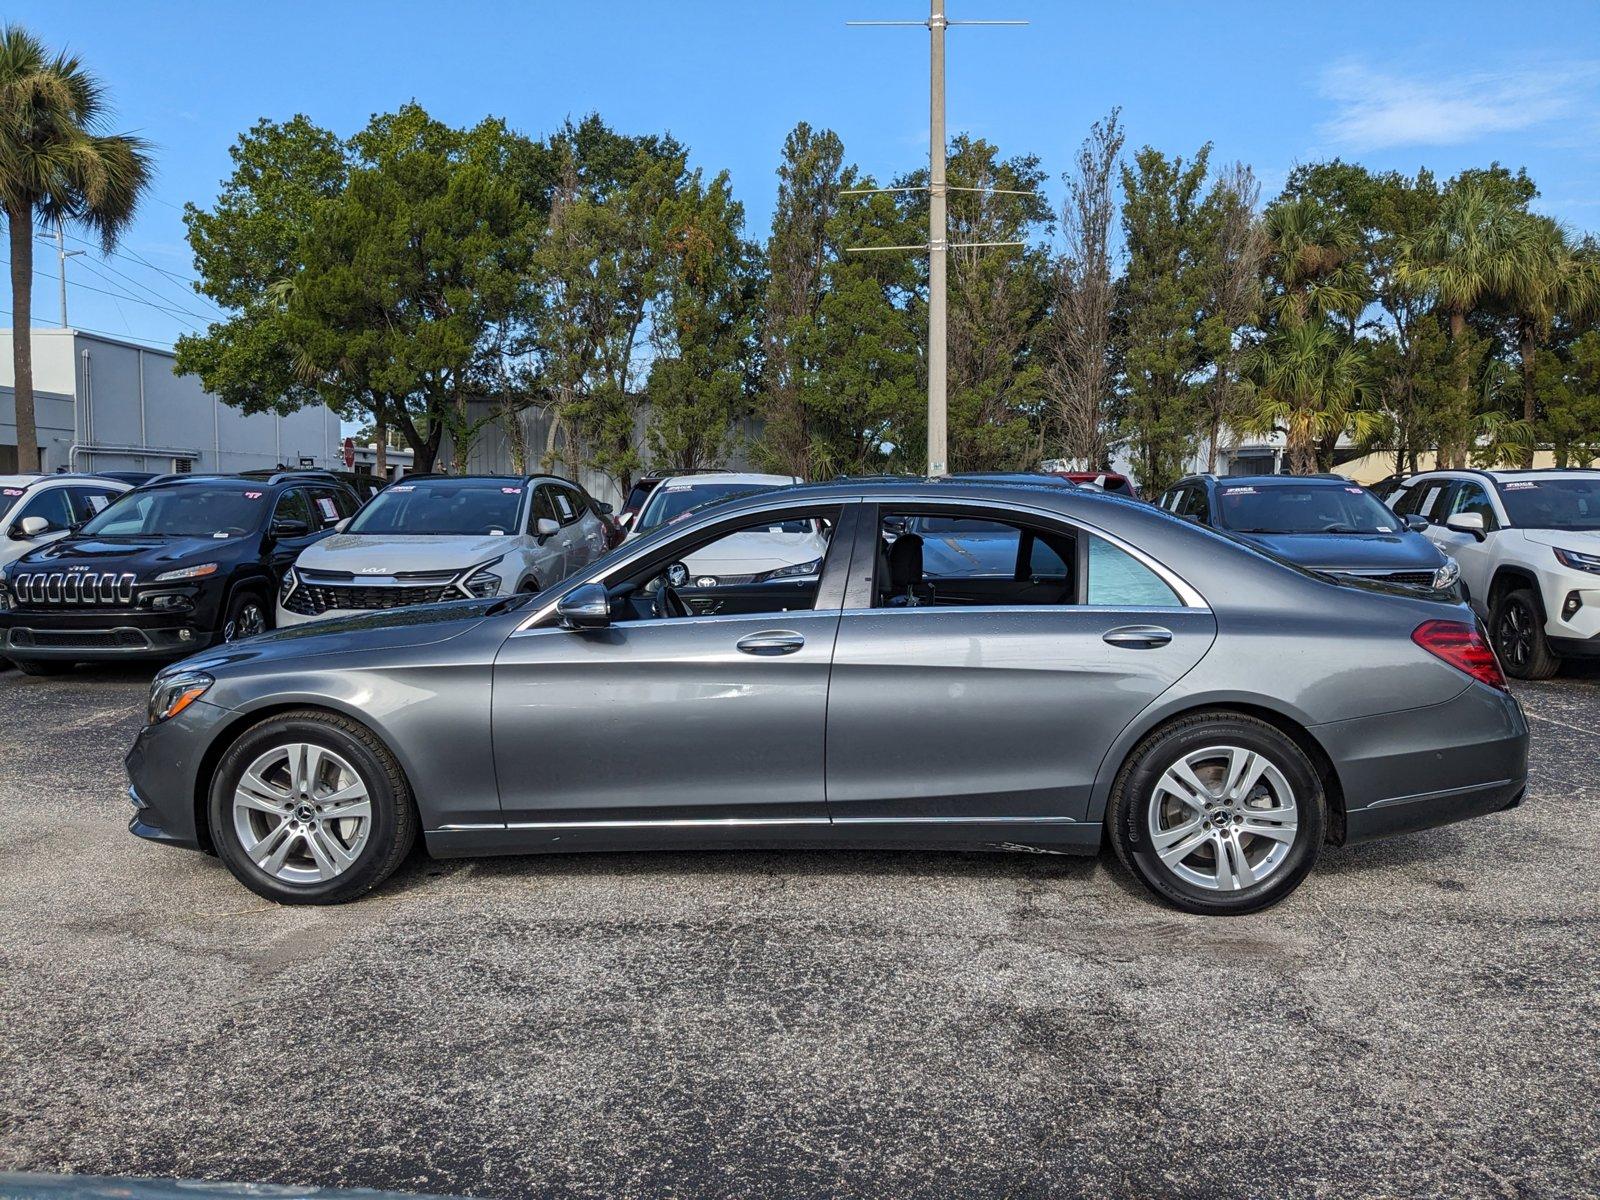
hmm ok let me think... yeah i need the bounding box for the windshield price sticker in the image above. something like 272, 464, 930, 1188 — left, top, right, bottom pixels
1223, 486, 1257, 495
1377, 525, 1393, 532
664, 484, 694, 492
87, 495, 110, 512
501, 487, 522, 494
2, 488, 24, 497
1345, 487, 1363, 493
391, 484, 415, 492
1504, 481, 1539, 490
243, 491, 264, 500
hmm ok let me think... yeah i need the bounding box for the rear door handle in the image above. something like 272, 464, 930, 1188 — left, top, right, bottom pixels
1103, 624, 1173, 649
736, 630, 806, 656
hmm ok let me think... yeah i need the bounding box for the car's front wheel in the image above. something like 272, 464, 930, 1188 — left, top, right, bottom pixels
222, 589, 271, 642
1108, 712, 1325, 915
208, 710, 417, 904
1490, 588, 1560, 680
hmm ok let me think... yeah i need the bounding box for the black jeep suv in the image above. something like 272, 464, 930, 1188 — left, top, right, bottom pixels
0, 471, 359, 674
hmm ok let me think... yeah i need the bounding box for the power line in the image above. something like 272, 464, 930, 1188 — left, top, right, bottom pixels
60, 228, 227, 319
73, 257, 214, 326
0, 253, 207, 331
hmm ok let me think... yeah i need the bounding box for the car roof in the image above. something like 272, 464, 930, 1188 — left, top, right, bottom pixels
0, 473, 128, 489
654, 472, 801, 488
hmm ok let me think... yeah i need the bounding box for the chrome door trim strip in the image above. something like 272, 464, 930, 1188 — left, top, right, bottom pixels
434, 814, 1079, 832
1360, 778, 1516, 811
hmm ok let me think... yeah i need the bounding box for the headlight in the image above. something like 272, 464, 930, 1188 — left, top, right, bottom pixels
148, 670, 214, 724
0, 579, 10, 612
458, 556, 505, 598
1553, 547, 1600, 575
154, 562, 219, 583
756, 557, 822, 583
1432, 558, 1461, 590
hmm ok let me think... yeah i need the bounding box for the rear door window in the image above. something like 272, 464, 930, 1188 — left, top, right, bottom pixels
1086, 536, 1183, 607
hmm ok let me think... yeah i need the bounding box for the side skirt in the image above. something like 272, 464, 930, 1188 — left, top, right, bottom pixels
423, 817, 1104, 859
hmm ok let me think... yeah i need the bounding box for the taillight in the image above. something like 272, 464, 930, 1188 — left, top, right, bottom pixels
1411, 619, 1507, 691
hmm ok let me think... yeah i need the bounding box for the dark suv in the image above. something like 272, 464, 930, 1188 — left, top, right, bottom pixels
1155, 473, 1460, 591
0, 471, 359, 674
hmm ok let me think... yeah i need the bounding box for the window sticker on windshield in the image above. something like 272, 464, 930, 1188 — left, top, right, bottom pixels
664, 484, 694, 492
2, 488, 24, 497
1223, 486, 1256, 495
316, 497, 339, 520
1504, 481, 1539, 490
1345, 487, 1363, 493
87, 495, 110, 513
501, 486, 522, 494
1377, 524, 1393, 531
390, 484, 414, 492
243, 491, 264, 500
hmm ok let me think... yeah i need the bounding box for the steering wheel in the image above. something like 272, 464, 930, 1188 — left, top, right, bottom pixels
653, 582, 692, 620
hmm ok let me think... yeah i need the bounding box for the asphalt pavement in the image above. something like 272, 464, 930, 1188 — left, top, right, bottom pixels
1, 660, 1596, 1199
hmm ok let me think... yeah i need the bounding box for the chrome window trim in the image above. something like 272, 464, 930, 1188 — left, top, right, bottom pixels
512, 492, 1206, 634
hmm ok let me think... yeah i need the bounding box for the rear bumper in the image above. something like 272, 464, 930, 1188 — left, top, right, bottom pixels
1314, 683, 1530, 846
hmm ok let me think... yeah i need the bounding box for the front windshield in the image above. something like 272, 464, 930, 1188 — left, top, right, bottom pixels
0, 486, 25, 522
347, 479, 525, 536
1498, 477, 1600, 531
1216, 483, 1400, 534
79, 484, 271, 537
636, 482, 778, 532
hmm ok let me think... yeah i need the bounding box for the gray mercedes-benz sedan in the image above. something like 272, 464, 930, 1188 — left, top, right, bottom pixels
125, 479, 1529, 915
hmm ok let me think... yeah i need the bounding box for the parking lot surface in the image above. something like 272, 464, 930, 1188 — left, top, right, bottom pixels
1, 662, 1597, 1199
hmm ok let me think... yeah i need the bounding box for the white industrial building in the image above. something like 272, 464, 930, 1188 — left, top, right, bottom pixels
1, 328, 343, 476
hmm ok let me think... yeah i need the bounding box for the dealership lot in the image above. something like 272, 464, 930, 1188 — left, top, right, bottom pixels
1, 663, 1596, 1198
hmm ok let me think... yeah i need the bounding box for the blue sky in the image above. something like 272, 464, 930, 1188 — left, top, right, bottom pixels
11, 0, 1600, 349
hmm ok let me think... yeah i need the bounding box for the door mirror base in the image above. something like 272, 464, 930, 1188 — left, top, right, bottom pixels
557, 583, 611, 630
1445, 512, 1488, 541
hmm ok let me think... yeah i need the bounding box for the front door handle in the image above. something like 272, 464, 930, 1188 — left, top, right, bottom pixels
1103, 624, 1173, 649
736, 630, 806, 656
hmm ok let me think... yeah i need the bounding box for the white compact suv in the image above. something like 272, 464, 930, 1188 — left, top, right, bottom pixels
278, 473, 610, 627
1, 474, 130, 572
1387, 468, 1600, 678
625, 471, 825, 577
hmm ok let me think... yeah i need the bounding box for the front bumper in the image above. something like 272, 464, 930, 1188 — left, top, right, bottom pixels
124, 698, 237, 851
1, 608, 217, 662
1314, 682, 1530, 845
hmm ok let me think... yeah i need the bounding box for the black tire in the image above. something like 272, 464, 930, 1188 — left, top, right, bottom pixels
1107, 712, 1326, 916
221, 588, 273, 643
208, 709, 418, 904
1490, 588, 1560, 680
13, 658, 74, 676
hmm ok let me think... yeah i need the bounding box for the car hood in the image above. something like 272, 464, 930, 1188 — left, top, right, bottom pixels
294, 532, 515, 576
682, 530, 829, 576
1515, 527, 1600, 551
1231, 531, 1444, 572
8, 533, 253, 579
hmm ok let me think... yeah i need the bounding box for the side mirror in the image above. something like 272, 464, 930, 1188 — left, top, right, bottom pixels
615, 512, 634, 529
1445, 512, 1487, 541
535, 517, 561, 540
594, 500, 615, 515
1403, 514, 1429, 533
557, 583, 611, 630
270, 517, 312, 540
334, 517, 351, 533
13, 516, 50, 539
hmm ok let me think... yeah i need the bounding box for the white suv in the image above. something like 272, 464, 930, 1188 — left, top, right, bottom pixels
278, 474, 610, 627
624, 472, 825, 581
1388, 468, 1600, 678
1, 474, 130, 572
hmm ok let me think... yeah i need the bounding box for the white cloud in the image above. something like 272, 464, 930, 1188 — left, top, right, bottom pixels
1318, 58, 1600, 150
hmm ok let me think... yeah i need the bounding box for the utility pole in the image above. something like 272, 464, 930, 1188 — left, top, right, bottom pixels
847, 3, 1027, 477
40, 221, 84, 328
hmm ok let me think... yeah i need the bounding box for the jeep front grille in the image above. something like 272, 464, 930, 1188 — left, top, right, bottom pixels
10, 571, 137, 607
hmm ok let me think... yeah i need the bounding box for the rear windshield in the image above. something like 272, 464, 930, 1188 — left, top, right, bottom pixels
635, 482, 778, 532
1215, 483, 1399, 534
78, 484, 272, 538
347, 479, 525, 536
1498, 477, 1600, 531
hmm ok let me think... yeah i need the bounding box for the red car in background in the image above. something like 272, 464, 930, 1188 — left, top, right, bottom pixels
1055, 470, 1141, 499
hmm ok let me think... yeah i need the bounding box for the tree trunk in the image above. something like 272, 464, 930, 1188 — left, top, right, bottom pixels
373, 403, 388, 478
1519, 318, 1537, 469
1447, 308, 1469, 469
8, 205, 40, 473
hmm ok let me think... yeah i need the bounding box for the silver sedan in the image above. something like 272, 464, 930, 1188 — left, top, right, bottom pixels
127, 479, 1528, 915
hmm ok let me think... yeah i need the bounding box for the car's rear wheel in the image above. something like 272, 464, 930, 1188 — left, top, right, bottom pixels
208, 710, 417, 904
1490, 588, 1559, 680
1108, 713, 1325, 916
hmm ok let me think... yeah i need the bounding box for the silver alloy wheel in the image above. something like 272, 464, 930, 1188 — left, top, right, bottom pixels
225, 601, 267, 642
232, 743, 372, 884
1146, 744, 1299, 892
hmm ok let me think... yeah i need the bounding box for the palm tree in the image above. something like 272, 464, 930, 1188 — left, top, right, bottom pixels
1398, 181, 1540, 467
1242, 315, 1372, 476
1502, 216, 1600, 466
0, 26, 151, 472
1261, 196, 1371, 326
